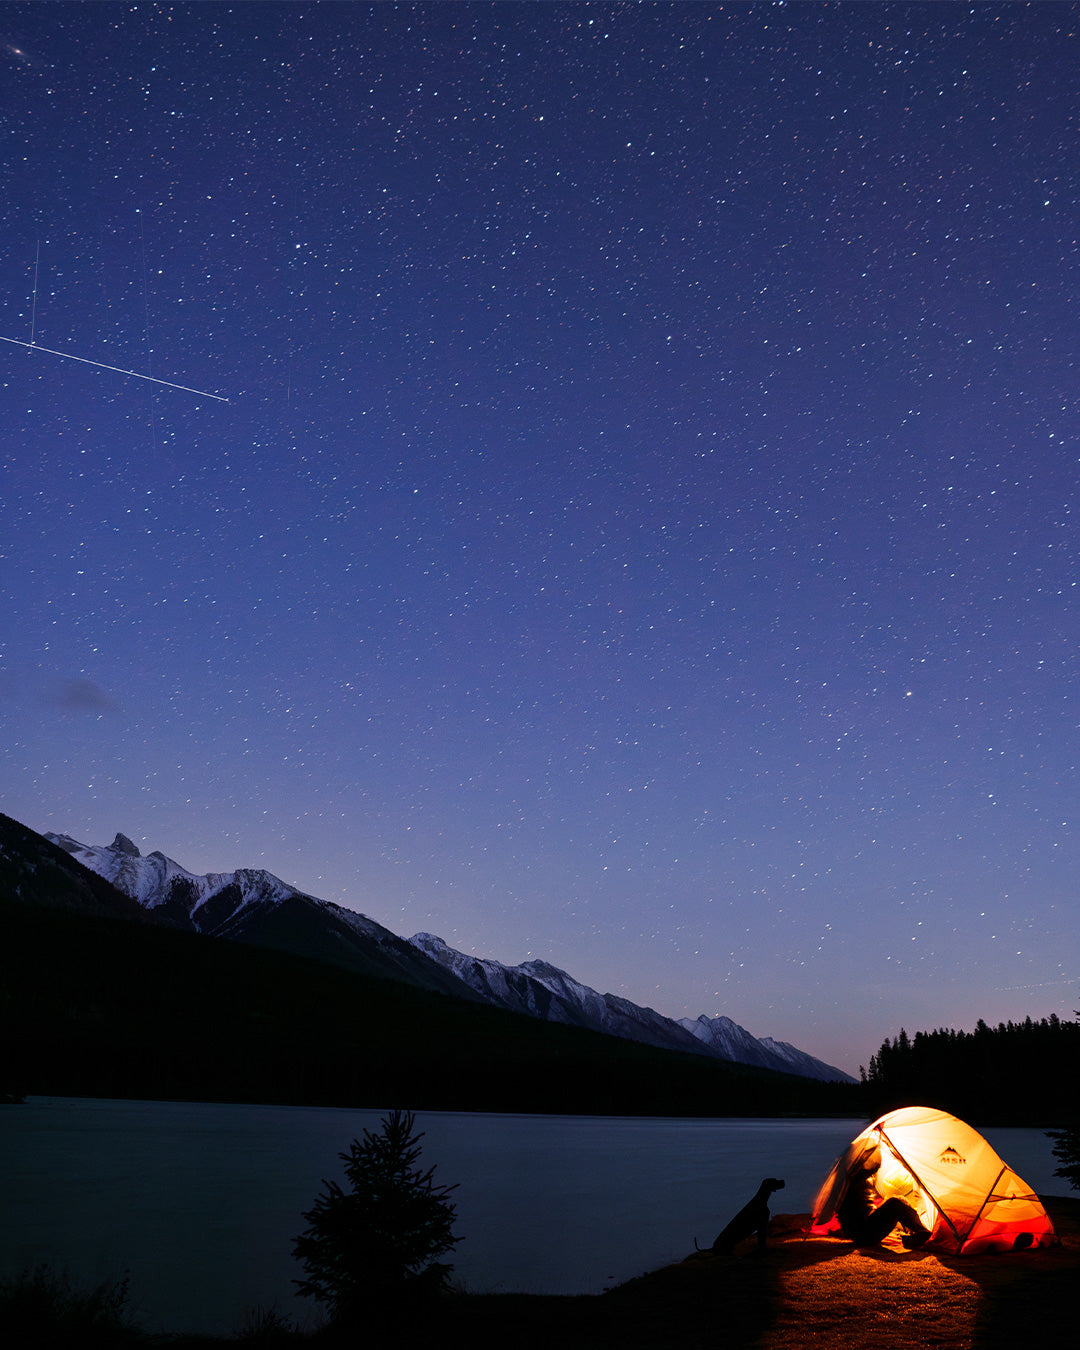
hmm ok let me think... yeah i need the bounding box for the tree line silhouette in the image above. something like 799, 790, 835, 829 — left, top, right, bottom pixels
862, 1012, 1080, 1126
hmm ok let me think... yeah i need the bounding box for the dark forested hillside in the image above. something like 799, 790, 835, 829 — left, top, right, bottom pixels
0, 813, 859, 1117
862, 1015, 1080, 1126
1, 896, 864, 1116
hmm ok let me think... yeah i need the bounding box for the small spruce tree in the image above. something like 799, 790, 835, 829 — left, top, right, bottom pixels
292, 1108, 460, 1324
1047, 1123, 1080, 1193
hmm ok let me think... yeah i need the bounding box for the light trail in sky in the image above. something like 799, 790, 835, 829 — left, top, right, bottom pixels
0, 333, 229, 402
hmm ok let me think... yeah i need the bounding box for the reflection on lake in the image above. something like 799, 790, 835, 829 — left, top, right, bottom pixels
0, 1097, 1065, 1335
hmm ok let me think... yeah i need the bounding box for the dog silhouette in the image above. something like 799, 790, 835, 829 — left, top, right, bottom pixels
697, 1177, 786, 1253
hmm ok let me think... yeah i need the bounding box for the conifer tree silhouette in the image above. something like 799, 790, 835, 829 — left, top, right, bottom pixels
1047, 1123, 1080, 1192
293, 1109, 460, 1323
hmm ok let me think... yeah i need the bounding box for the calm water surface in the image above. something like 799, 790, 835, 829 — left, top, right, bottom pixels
0, 1097, 1064, 1335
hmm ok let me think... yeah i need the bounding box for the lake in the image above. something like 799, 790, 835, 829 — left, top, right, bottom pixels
0, 1097, 1066, 1335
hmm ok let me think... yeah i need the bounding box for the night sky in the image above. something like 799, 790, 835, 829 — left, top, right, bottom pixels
3, 2, 1078, 1075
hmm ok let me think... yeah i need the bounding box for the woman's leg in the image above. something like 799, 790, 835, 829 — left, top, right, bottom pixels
858, 1198, 930, 1245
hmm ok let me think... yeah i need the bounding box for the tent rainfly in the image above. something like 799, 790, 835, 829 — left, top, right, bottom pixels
810, 1106, 1057, 1254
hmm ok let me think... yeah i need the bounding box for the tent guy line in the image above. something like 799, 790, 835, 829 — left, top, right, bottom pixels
0, 333, 230, 402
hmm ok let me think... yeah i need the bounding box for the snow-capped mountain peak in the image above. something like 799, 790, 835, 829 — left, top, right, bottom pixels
47, 832, 295, 929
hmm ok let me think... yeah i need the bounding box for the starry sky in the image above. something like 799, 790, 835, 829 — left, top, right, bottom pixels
2, 2, 1078, 1076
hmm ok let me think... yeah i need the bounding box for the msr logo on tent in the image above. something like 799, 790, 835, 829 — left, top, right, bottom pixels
939, 1147, 967, 1165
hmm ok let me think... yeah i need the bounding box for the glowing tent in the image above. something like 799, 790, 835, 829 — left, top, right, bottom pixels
811, 1106, 1056, 1254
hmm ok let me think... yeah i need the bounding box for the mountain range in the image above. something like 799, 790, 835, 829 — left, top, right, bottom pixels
45, 829, 853, 1083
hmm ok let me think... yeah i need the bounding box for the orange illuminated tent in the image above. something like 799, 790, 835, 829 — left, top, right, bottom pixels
811, 1106, 1056, 1254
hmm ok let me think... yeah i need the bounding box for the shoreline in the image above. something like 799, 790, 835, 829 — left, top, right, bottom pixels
8, 1195, 1076, 1348
432, 1193, 1080, 1349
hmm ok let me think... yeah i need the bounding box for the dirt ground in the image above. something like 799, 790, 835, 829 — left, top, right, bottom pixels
450, 1194, 1080, 1350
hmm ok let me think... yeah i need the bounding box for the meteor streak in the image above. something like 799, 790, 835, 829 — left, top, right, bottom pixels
0, 333, 229, 402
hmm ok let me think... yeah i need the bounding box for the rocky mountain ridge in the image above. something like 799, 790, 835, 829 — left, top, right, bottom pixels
45, 829, 854, 1082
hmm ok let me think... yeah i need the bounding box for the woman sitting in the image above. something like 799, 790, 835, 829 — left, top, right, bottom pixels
836, 1145, 932, 1248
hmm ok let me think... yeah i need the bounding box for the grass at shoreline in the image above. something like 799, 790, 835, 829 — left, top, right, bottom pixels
7, 1195, 1077, 1348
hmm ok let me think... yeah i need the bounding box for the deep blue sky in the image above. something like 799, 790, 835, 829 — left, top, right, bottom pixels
2, 2, 1078, 1074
